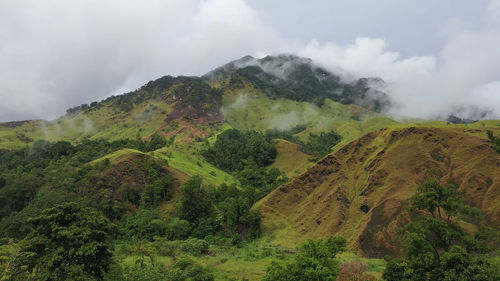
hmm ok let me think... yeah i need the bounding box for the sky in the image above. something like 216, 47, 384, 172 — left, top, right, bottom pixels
0, 0, 499, 121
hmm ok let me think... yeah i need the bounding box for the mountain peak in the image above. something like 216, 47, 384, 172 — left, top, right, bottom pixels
205, 54, 390, 111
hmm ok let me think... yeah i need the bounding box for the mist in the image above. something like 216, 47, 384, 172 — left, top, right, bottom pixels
1, 0, 499, 121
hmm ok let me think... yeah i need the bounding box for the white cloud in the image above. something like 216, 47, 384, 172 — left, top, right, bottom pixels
0, 0, 279, 121
293, 7, 500, 120
0, 0, 499, 121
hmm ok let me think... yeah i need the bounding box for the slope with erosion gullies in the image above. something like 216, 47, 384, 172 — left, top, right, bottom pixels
257, 126, 500, 258
0, 76, 224, 149
205, 54, 390, 112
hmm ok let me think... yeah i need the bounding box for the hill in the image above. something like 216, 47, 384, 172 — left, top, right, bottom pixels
205, 54, 389, 111
257, 126, 500, 258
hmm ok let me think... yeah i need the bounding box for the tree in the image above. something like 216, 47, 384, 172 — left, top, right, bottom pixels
486, 130, 500, 152
383, 179, 499, 281
8, 202, 114, 281
203, 129, 277, 172
119, 208, 167, 241
263, 236, 346, 281
179, 176, 213, 224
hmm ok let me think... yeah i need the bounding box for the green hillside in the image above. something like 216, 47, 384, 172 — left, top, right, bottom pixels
1, 55, 499, 280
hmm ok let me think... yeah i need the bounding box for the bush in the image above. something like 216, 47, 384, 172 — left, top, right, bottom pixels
263, 236, 346, 281
337, 261, 376, 281
120, 209, 167, 241
180, 238, 209, 256
165, 218, 192, 241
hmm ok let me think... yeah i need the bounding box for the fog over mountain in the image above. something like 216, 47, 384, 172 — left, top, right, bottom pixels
1, 0, 499, 121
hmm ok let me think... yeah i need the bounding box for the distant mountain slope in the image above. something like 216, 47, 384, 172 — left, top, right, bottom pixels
205, 54, 390, 111
0, 76, 224, 149
257, 127, 500, 258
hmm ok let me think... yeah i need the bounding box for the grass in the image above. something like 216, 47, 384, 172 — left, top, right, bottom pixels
257, 125, 500, 258
88, 148, 146, 165
152, 144, 237, 187
116, 240, 386, 281
269, 139, 314, 178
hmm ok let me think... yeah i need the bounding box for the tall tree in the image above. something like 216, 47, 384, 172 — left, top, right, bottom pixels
383, 179, 499, 281
7, 202, 114, 281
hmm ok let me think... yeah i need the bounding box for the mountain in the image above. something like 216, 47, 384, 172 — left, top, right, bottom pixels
0, 54, 499, 279
257, 126, 500, 258
205, 54, 390, 111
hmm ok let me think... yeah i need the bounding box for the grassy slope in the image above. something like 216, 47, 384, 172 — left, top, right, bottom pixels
220, 83, 398, 141
2, 81, 499, 278
257, 126, 500, 258
0, 99, 173, 149
270, 139, 314, 178
152, 145, 237, 187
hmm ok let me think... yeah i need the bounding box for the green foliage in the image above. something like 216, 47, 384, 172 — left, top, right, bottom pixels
263, 236, 346, 281
487, 130, 500, 152
177, 177, 265, 241
266, 127, 342, 157
122, 257, 213, 281
165, 218, 192, 241
203, 129, 277, 172
383, 179, 499, 281
124, 265, 166, 281
141, 159, 174, 207
6, 203, 114, 281
179, 238, 210, 256
237, 164, 287, 190
179, 176, 214, 224
408, 178, 479, 222
229, 55, 389, 110
266, 124, 307, 141
165, 257, 214, 281
140, 134, 167, 152
300, 131, 342, 157
119, 209, 168, 241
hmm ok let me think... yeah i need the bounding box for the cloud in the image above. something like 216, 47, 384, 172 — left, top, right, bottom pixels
0, 0, 278, 121
293, 2, 500, 120
0, 0, 499, 121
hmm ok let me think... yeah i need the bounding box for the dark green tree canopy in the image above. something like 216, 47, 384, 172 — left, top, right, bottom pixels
203, 129, 277, 172
9, 202, 114, 281
383, 179, 499, 281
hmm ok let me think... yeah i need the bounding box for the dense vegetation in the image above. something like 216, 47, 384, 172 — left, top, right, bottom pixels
487, 130, 500, 152
383, 178, 500, 281
1, 54, 499, 280
203, 129, 277, 172
203, 128, 287, 200
217, 55, 389, 111
5, 203, 114, 280
263, 236, 347, 281
0, 127, 289, 280
267, 126, 342, 158
0, 136, 172, 227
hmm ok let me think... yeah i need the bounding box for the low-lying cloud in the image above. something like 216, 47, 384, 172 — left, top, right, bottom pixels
1, 0, 499, 121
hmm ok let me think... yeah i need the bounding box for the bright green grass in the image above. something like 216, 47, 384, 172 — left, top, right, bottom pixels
88, 148, 145, 165
152, 145, 237, 187
221, 89, 398, 145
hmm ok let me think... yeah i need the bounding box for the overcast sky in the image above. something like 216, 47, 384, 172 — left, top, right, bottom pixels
1, 0, 499, 121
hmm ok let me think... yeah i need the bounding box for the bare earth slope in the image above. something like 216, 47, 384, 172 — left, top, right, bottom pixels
257, 127, 500, 258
